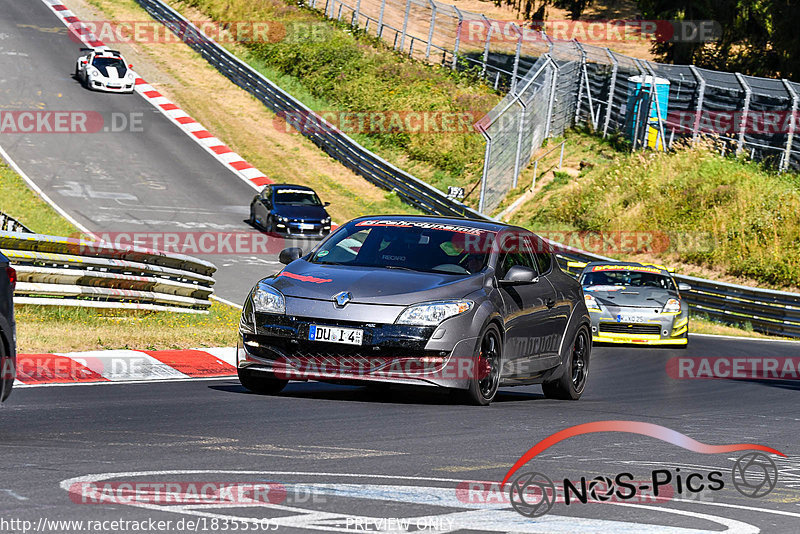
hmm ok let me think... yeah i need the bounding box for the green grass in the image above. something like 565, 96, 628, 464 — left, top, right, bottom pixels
173, 0, 500, 201
16, 301, 240, 353
0, 161, 78, 236
510, 131, 800, 290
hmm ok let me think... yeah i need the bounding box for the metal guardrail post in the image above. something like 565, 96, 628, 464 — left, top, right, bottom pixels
398, 0, 412, 52
781, 79, 798, 171
689, 66, 706, 144
451, 6, 462, 70
602, 48, 618, 138
544, 57, 558, 139
735, 73, 752, 155
377, 0, 387, 38
425, 0, 437, 59
509, 23, 522, 94
480, 15, 493, 79
352, 0, 361, 27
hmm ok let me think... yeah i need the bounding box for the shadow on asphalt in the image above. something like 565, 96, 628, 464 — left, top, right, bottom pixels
208, 382, 544, 405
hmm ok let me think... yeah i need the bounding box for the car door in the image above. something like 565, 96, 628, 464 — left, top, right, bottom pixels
531, 247, 570, 355
495, 235, 560, 380
257, 189, 272, 224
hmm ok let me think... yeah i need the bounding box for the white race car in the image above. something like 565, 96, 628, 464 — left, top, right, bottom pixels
75, 48, 136, 93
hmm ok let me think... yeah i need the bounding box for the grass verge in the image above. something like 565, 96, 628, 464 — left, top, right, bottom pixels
15, 301, 239, 353
509, 130, 800, 291
0, 161, 78, 236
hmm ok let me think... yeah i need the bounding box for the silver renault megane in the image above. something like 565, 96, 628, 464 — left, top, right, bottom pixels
237, 215, 591, 405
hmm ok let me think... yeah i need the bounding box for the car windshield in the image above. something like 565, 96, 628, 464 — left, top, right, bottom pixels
309, 219, 495, 275
581, 270, 675, 290
92, 57, 126, 70
274, 190, 321, 206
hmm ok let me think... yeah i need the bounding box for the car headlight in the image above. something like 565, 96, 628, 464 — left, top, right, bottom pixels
663, 298, 681, 313
252, 284, 285, 314
584, 294, 601, 311
396, 300, 473, 326
322, 217, 331, 225
87, 67, 100, 77
277, 216, 289, 223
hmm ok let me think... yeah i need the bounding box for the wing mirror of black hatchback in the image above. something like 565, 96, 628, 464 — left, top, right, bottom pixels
279, 247, 303, 265
500, 265, 538, 285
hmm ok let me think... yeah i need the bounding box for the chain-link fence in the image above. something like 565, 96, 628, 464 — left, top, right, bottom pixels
310, 0, 800, 213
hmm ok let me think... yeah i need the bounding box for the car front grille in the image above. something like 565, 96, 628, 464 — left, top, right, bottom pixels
599, 323, 661, 335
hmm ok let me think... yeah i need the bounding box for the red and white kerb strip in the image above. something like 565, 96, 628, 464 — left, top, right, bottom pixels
40, 0, 272, 190
14, 347, 237, 386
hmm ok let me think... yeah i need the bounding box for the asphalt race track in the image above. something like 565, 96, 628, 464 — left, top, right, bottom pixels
1, 1, 800, 533
3, 337, 800, 532
0, 0, 306, 304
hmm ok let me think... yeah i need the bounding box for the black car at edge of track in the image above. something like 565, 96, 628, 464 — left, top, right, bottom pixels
0, 252, 16, 403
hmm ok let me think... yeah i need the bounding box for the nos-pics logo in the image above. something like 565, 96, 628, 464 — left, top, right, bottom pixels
503, 421, 782, 518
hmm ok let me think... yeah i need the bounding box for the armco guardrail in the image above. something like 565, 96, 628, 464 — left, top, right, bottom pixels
134, 0, 477, 220
133, 0, 800, 337
1, 211, 32, 233
1, 231, 216, 313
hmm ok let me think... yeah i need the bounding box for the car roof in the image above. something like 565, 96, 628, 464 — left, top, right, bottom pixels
270, 184, 315, 191
582, 261, 672, 276
347, 214, 521, 234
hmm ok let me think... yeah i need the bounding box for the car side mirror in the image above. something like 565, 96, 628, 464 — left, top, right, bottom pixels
500, 265, 538, 285
678, 283, 691, 292
128, 64, 133, 69
323, 202, 330, 207
279, 247, 303, 265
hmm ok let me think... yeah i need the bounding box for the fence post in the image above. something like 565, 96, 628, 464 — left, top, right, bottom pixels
398, 0, 412, 51
544, 57, 558, 139
425, 0, 437, 59
477, 130, 492, 214
512, 96, 526, 188
602, 48, 618, 138
481, 15, 493, 79
734, 73, 752, 155
510, 23, 522, 94
689, 66, 706, 144
782, 79, 799, 171
452, 6, 463, 70
352, 0, 361, 27
377, 0, 387, 38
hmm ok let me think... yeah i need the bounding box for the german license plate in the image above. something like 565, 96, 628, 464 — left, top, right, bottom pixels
617, 314, 647, 323
298, 223, 315, 230
309, 325, 363, 345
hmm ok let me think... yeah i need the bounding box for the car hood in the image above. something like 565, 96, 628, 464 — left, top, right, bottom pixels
273, 205, 328, 220
266, 261, 485, 306
584, 285, 677, 309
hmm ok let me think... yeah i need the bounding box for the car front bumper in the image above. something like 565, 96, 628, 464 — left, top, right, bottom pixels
589, 307, 688, 346
90, 78, 135, 92
274, 221, 331, 237
238, 312, 479, 389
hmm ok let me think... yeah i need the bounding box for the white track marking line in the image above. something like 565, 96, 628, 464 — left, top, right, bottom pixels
0, 143, 92, 235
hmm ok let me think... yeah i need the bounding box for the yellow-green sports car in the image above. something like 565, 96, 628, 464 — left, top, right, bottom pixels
572, 261, 690, 347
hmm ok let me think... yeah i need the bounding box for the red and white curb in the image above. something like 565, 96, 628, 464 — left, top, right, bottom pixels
40, 0, 272, 191
14, 347, 237, 387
